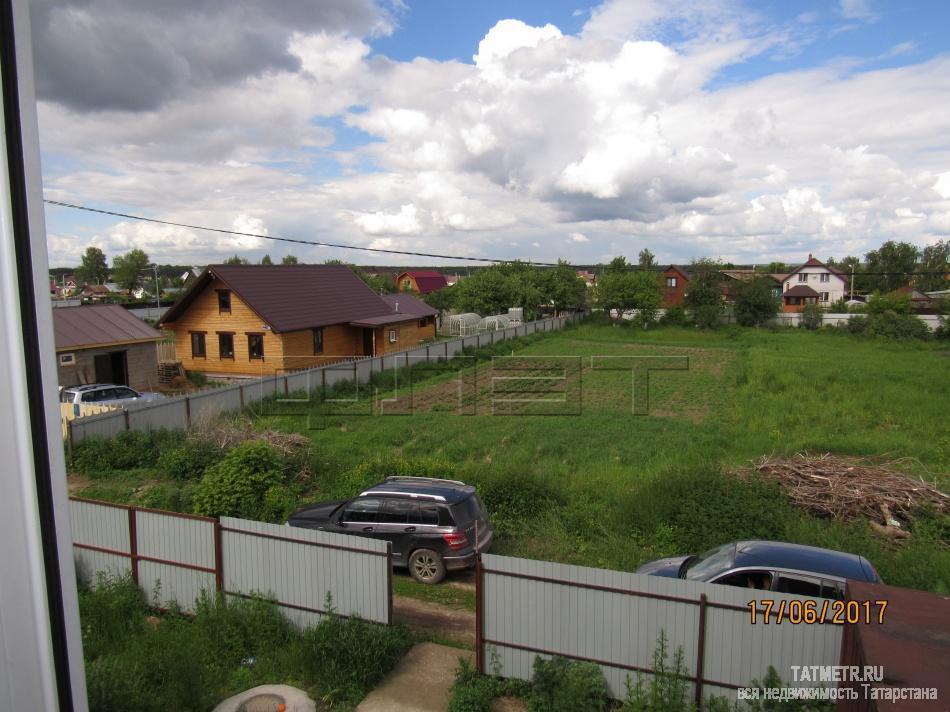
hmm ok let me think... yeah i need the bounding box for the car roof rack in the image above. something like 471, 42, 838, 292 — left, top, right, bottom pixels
383, 476, 467, 487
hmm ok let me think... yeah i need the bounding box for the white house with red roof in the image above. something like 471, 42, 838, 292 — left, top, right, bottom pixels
780, 255, 848, 312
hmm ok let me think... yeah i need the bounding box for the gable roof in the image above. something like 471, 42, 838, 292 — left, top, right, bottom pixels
54, 304, 163, 351
380, 293, 438, 318
397, 270, 448, 293
664, 265, 691, 280
784, 257, 846, 283
160, 264, 395, 333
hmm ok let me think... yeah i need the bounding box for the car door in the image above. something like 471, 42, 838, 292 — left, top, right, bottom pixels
375, 499, 421, 564
337, 497, 382, 539
110, 386, 140, 405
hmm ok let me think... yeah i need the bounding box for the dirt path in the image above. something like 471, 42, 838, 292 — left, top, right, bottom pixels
393, 595, 475, 647
355, 642, 473, 712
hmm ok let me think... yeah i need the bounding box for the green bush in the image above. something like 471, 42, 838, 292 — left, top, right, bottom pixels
691, 304, 722, 329
135, 482, 196, 512
621, 631, 691, 711
528, 656, 608, 712
186, 370, 208, 388
193, 440, 284, 519
476, 472, 564, 536
846, 314, 868, 334
157, 439, 222, 480
660, 306, 690, 327
301, 608, 412, 707
799, 304, 822, 330
935, 317, 950, 340
74, 429, 184, 474
864, 310, 931, 340
448, 658, 508, 712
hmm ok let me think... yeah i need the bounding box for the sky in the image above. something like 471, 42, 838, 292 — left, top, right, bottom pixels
33, 0, 950, 269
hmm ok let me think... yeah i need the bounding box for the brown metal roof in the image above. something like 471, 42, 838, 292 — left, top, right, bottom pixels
53, 304, 163, 351
160, 264, 395, 333
380, 293, 438, 318
784, 284, 820, 297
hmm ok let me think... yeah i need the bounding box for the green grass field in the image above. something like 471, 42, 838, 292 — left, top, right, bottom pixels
252, 321, 950, 591
72, 321, 950, 593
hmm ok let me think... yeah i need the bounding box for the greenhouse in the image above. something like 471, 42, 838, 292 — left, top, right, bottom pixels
478, 314, 512, 332
442, 313, 481, 336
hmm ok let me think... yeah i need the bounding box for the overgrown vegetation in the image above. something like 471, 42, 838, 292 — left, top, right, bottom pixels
79, 574, 411, 711
69, 323, 950, 594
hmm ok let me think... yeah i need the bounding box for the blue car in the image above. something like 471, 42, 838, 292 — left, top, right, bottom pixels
636, 540, 881, 598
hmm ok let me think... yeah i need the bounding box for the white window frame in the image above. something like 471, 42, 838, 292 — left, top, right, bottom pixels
666, 276, 677, 288
798, 273, 808, 282
58, 353, 75, 366
820, 273, 830, 283
389, 329, 397, 343
820, 292, 829, 302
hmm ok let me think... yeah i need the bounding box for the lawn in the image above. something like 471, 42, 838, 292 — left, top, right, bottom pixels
71, 320, 950, 593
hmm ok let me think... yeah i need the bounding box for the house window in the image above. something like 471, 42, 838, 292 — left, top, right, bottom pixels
190, 332, 206, 358
312, 327, 324, 354
798, 273, 808, 282
666, 277, 677, 288
218, 332, 234, 359
217, 289, 231, 314
418, 318, 428, 328
819, 292, 829, 302
248, 334, 264, 360
59, 353, 76, 367
820, 273, 830, 283
389, 329, 397, 343
402, 279, 412, 290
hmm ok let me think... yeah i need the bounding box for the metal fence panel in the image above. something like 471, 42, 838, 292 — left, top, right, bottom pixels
127, 397, 188, 431
446, 340, 463, 357
355, 359, 373, 383
134, 510, 216, 610
70, 499, 131, 582
188, 386, 243, 422
219, 517, 390, 627
70, 410, 126, 443
480, 554, 843, 701
462, 336, 478, 350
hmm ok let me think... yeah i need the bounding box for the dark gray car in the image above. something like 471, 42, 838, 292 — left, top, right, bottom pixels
288, 476, 493, 584
636, 540, 881, 598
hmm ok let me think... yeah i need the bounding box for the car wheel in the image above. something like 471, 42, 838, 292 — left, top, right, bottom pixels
409, 549, 446, 584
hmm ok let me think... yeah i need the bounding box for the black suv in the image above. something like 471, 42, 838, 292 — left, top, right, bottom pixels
287, 477, 493, 584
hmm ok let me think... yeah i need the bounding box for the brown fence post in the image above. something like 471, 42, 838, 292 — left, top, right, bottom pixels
475, 555, 485, 673
128, 506, 139, 585
184, 395, 192, 428
386, 542, 394, 625
66, 418, 74, 466
694, 593, 708, 708
214, 519, 224, 593
123, 407, 130, 431
239, 384, 245, 409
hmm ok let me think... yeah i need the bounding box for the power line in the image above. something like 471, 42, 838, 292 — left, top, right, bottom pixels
44, 199, 949, 275
43, 199, 561, 266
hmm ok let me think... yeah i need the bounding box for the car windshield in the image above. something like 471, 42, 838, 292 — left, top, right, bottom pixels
683, 543, 736, 581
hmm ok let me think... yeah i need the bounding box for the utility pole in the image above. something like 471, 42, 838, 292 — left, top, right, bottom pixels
142, 264, 160, 320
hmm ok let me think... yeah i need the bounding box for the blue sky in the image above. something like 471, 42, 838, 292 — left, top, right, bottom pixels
36, 0, 950, 267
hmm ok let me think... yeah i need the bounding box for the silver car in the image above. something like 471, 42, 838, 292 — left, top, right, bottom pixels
60, 383, 165, 407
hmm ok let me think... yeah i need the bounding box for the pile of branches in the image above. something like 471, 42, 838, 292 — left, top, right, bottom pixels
740, 453, 947, 538
190, 415, 310, 456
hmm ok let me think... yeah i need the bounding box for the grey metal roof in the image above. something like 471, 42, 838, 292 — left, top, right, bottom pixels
53, 304, 163, 351
380, 293, 438, 318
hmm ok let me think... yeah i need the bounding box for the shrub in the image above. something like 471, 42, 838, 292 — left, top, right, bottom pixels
660, 306, 689, 327
77, 574, 147, 661
301, 607, 412, 707
528, 656, 608, 712
864, 310, 931, 340
691, 303, 722, 329
935, 317, 950, 340
733, 277, 780, 327
476, 472, 564, 536
73, 429, 184, 474
799, 304, 822, 330
846, 314, 868, 334
448, 658, 507, 712
193, 440, 284, 519
135, 482, 196, 512
186, 370, 208, 388
621, 631, 691, 711
157, 439, 222, 480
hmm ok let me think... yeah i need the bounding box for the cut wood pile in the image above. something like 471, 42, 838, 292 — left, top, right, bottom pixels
740, 453, 947, 539
191, 416, 310, 456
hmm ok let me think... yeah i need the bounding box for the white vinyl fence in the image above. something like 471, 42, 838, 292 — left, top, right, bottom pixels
70, 498, 392, 625
476, 554, 843, 704
67, 314, 582, 445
